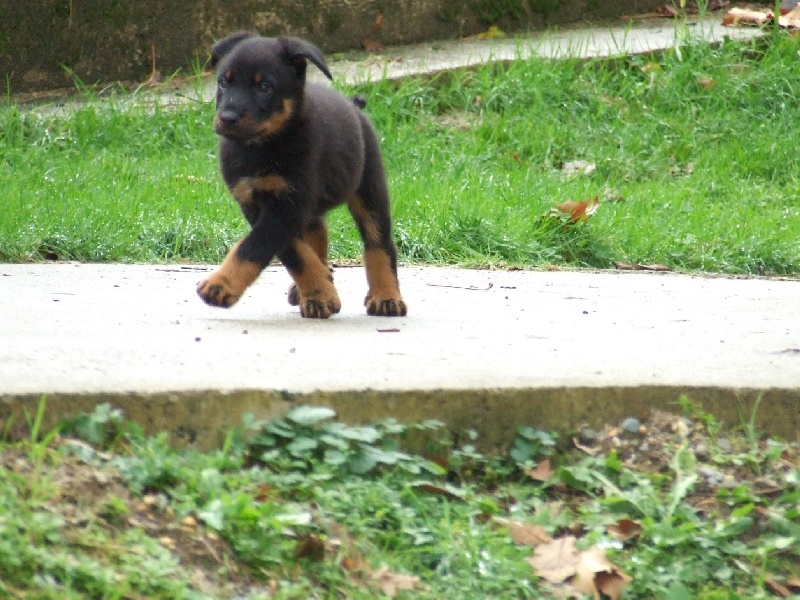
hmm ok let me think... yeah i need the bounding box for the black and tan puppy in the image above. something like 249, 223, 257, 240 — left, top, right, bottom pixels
197, 32, 406, 318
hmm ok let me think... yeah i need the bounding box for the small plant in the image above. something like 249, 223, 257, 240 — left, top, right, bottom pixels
242, 406, 445, 478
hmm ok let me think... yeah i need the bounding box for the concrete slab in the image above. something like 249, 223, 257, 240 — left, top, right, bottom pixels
1, 263, 798, 446
332, 19, 763, 84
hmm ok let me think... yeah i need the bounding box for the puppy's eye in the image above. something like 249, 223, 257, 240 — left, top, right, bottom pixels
257, 81, 272, 94
218, 77, 230, 90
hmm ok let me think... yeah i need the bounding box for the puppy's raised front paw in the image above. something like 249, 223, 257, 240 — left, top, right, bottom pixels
197, 274, 242, 308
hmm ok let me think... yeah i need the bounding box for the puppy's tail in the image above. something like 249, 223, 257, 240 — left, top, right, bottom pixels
352, 95, 367, 110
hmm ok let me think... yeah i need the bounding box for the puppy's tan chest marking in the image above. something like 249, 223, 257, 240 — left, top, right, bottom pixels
231, 175, 291, 205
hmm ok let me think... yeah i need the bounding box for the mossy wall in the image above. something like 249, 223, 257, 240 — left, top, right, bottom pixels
1, 1, 666, 94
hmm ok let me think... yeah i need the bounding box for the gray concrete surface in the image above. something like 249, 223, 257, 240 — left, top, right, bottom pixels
3, 18, 796, 447
331, 18, 763, 84
1, 263, 798, 446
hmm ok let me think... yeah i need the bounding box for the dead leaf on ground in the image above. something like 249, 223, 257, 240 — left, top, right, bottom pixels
495, 517, 553, 548
696, 74, 715, 89
573, 436, 601, 456
722, 7, 773, 27
528, 535, 580, 585
524, 458, 554, 482
722, 7, 800, 28
549, 198, 600, 224
370, 566, 421, 598
411, 482, 465, 501
372, 12, 384, 33
529, 536, 632, 599
613, 262, 672, 272
624, 1, 728, 20
764, 573, 800, 597
362, 37, 385, 52
606, 518, 643, 542
294, 533, 326, 561
572, 546, 632, 600
462, 25, 506, 41
562, 160, 596, 177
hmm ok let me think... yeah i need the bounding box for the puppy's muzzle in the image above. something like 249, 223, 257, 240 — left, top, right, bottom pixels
217, 109, 242, 127
214, 109, 258, 140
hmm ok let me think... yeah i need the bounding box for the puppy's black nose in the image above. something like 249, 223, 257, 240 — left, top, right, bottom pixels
218, 109, 241, 126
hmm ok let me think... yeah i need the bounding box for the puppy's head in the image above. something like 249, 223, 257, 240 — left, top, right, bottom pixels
210, 33, 332, 142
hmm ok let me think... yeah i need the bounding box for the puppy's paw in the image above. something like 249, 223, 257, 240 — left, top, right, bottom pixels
287, 283, 300, 306
197, 273, 242, 308
365, 293, 407, 317
299, 289, 341, 319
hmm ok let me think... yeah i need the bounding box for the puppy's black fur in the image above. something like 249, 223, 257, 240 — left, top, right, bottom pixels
197, 32, 406, 318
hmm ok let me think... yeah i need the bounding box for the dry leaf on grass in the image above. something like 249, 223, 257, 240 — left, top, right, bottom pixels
362, 37, 384, 52
411, 482, 465, 501
529, 536, 632, 599
606, 518, 643, 542
613, 262, 672, 272
722, 6, 800, 28
549, 198, 600, 224
571, 546, 632, 600
294, 533, 326, 561
722, 7, 772, 26
495, 517, 553, 548
524, 458, 554, 482
529, 535, 581, 585
561, 160, 596, 177
370, 566, 421, 597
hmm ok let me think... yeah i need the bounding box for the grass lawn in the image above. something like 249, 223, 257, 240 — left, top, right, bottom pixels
0, 399, 797, 598
1, 31, 799, 274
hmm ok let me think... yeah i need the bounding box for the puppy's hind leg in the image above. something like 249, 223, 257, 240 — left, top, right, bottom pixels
348, 125, 406, 317
286, 217, 332, 307
280, 235, 341, 319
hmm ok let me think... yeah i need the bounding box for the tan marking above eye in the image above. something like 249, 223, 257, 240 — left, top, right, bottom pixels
254, 73, 262, 84
224, 69, 232, 80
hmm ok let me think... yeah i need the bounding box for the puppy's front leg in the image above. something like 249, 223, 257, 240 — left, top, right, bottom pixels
197, 238, 264, 308
197, 204, 289, 308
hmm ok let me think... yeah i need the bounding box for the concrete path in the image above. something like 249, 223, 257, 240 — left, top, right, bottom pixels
3, 18, 796, 447
1, 263, 798, 446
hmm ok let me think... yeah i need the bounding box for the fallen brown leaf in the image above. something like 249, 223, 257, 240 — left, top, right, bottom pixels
572, 546, 632, 600
550, 198, 600, 224
722, 7, 773, 27
613, 262, 672, 272
573, 436, 600, 456
294, 533, 326, 561
696, 74, 715, 89
765, 574, 793, 597
362, 37, 384, 52
606, 518, 643, 542
495, 517, 552, 548
562, 160, 596, 177
370, 566, 421, 598
372, 12, 384, 33
528, 535, 580, 585
524, 458, 554, 482
411, 482, 465, 501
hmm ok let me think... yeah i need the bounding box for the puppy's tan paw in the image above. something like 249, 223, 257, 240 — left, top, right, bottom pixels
365, 293, 407, 317
197, 273, 242, 308
287, 283, 300, 306
299, 289, 341, 319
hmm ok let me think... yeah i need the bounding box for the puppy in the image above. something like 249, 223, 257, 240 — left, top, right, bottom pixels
197, 32, 406, 318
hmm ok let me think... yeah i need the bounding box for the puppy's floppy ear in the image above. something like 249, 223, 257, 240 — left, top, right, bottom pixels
211, 31, 257, 70
278, 37, 333, 81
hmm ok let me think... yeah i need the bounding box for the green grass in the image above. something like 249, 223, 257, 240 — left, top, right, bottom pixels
0, 400, 797, 598
1, 32, 800, 274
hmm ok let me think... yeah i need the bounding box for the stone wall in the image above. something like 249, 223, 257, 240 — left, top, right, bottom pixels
1, 1, 666, 94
